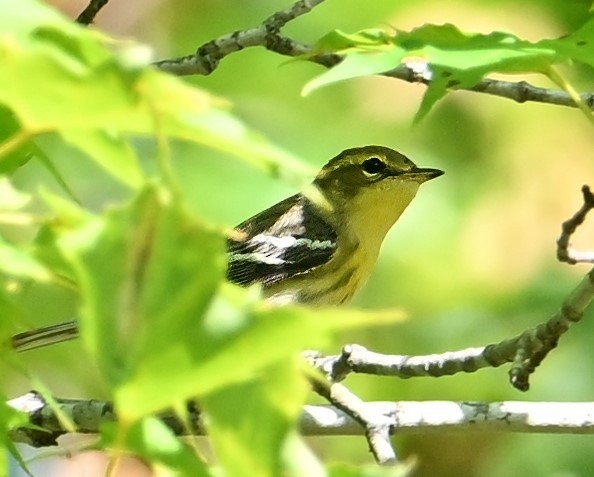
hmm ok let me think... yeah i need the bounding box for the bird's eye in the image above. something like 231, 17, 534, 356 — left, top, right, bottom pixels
361, 157, 387, 176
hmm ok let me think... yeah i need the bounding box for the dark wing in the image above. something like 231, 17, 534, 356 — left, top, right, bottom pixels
226, 194, 337, 287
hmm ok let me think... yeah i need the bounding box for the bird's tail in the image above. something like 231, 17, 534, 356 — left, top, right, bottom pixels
11, 320, 79, 352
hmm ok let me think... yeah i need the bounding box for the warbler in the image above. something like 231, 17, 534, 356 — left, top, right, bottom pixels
11, 145, 442, 352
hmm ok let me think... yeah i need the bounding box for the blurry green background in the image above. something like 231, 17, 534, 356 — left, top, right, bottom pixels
10, 0, 594, 476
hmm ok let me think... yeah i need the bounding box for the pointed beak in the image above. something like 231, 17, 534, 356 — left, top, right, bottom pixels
403, 167, 444, 184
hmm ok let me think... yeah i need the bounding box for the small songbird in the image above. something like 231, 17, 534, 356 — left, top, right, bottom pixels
227, 145, 443, 305
11, 146, 443, 352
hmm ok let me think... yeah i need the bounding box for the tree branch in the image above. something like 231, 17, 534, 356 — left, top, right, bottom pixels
311, 268, 594, 391
151, 0, 594, 111
76, 0, 110, 25
308, 185, 594, 391
557, 185, 594, 264
152, 0, 334, 76
9, 392, 594, 449
312, 382, 397, 465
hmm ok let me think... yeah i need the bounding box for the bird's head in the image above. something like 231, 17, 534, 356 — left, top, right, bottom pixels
310, 145, 443, 246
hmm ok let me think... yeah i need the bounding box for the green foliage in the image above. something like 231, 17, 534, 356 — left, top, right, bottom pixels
0, 399, 32, 477
100, 418, 211, 476
304, 19, 594, 121
2, 0, 594, 476
0, 0, 402, 475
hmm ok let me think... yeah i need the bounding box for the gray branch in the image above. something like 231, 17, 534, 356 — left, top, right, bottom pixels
557, 185, 594, 264
310, 267, 594, 391
312, 381, 397, 465
76, 0, 110, 25
152, 0, 594, 111
9, 392, 594, 449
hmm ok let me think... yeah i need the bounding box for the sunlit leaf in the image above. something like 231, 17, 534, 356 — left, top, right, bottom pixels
0, 398, 32, 477
101, 418, 210, 476
0, 0, 311, 185
310, 29, 394, 55
54, 185, 225, 393
0, 235, 52, 282
60, 129, 144, 189
202, 359, 309, 477
305, 23, 566, 120
303, 49, 405, 96
328, 461, 415, 477
116, 278, 406, 419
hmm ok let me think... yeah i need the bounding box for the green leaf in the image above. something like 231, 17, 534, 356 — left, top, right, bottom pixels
0, 235, 52, 282
282, 432, 327, 477
54, 184, 226, 414
310, 29, 395, 55
328, 461, 415, 477
0, 287, 19, 344
303, 49, 405, 96
396, 24, 555, 122
202, 359, 309, 477
60, 129, 144, 189
116, 279, 405, 420
540, 16, 594, 68
101, 418, 210, 476
305, 24, 561, 120
0, 0, 311, 184
0, 107, 33, 175
0, 398, 33, 477
0, 178, 30, 211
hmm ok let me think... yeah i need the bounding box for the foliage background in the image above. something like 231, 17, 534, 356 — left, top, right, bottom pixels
5, 0, 594, 476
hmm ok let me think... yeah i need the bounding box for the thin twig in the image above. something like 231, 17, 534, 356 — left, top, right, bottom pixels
76, 0, 110, 25
312, 382, 397, 465
310, 185, 594, 391
311, 264, 594, 390
557, 185, 594, 264
153, 0, 332, 76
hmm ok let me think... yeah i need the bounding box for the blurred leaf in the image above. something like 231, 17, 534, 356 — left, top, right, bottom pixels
54, 185, 225, 395
0, 398, 32, 477
0, 287, 19, 343
282, 432, 327, 477
33, 189, 93, 282
101, 418, 210, 476
30, 139, 81, 203
0, 0, 311, 186
0, 178, 30, 211
116, 283, 405, 420
0, 235, 52, 282
0, 106, 33, 175
59, 130, 144, 190
201, 359, 309, 477
328, 461, 415, 477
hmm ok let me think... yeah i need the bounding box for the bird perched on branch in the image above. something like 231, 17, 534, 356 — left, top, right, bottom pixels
12, 145, 443, 352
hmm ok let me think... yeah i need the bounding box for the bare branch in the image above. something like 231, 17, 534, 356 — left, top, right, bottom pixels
151, 0, 594, 111
153, 0, 332, 76
312, 382, 397, 465
557, 185, 594, 264
9, 392, 594, 449
310, 264, 594, 391
76, 0, 110, 25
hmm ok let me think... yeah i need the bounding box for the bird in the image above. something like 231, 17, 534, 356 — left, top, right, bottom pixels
11, 145, 443, 352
